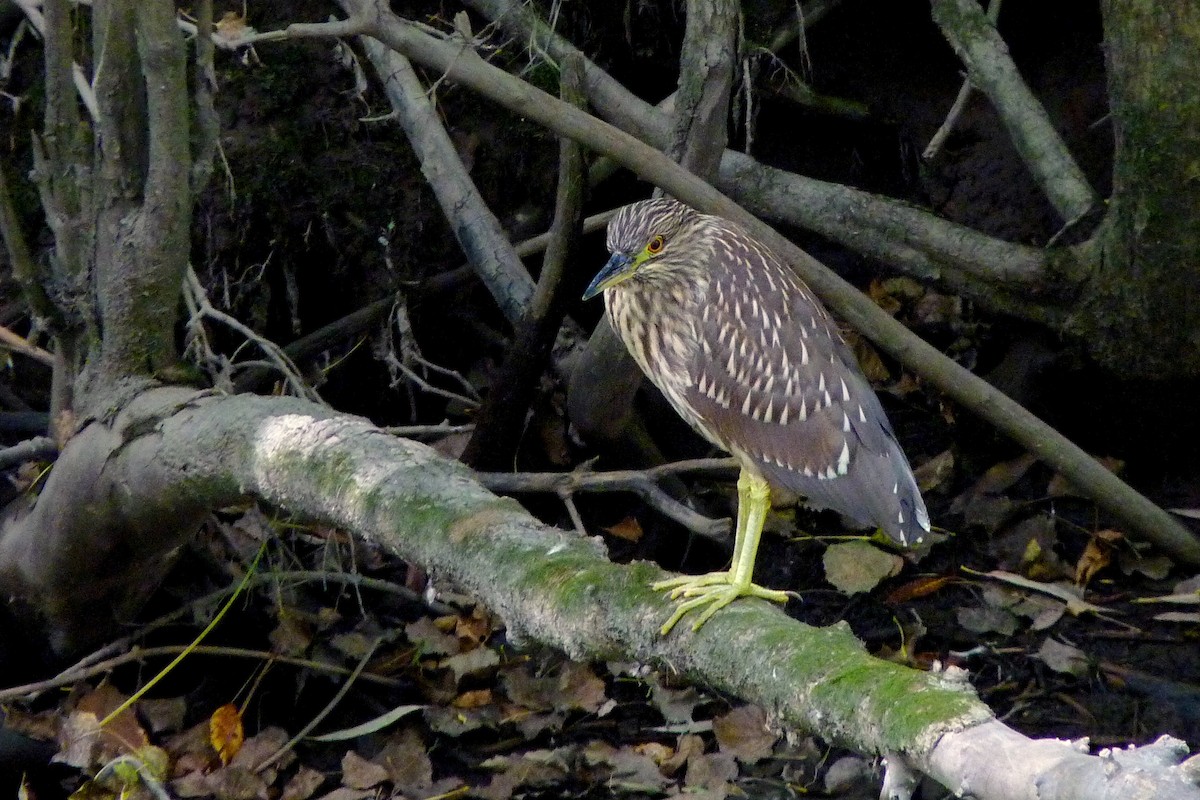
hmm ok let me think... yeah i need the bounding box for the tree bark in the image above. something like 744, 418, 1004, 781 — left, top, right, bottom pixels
1078, 1, 1200, 379
4, 387, 1197, 799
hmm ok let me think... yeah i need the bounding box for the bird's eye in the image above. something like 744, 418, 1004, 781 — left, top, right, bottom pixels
646, 235, 665, 254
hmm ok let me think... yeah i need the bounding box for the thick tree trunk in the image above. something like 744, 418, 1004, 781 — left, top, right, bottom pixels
1076, 2, 1200, 378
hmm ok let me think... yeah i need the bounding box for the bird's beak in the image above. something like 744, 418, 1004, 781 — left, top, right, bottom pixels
583, 253, 634, 300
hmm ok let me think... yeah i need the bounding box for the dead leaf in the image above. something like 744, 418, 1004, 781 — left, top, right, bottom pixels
203, 764, 268, 800
823, 540, 904, 594
965, 568, 1104, 616
632, 742, 673, 766
603, 516, 644, 542
281, 767, 326, 800
503, 661, 607, 714
1074, 529, 1122, 586
441, 645, 501, 686
53, 712, 102, 770
886, 575, 955, 604
684, 750, 738, 795
213, 11, 255, 43
660, 733, 705, 777
845, 330, 891, 382
712, 705, 777, 764
379, 727, 433, 796
824, 755, 875, 795
913, 292, 962, 326
405, 616, 461, 656
139, 697, 187, 735
582, 741, 672, 793
956, 604, 1019, 636
912, 448, 954, 493
478, 750, 569, 800
340, 751, 388, 790
452, 689, 494, 709
313, 788, 374, 800
1036, 638, 1090, 676
454, 606, 496, 645
209, 704, 244, 765
867, 279, 902, 315
961, 453, 1039, 501
649, 680, 702, 724
1118, 550, 1172, 580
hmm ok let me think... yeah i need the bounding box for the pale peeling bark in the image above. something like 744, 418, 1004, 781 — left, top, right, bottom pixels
3, 387, 1197, 798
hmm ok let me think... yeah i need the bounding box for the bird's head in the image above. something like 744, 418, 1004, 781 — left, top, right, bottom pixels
583, 198, 699, 300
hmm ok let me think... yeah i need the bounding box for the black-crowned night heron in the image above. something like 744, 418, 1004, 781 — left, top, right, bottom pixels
583, 198, 930, 635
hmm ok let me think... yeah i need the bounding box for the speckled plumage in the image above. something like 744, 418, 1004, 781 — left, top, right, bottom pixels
599, 198, 929, 545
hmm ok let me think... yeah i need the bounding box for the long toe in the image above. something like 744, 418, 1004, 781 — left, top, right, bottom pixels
655, 579, 790, 635
651, 571, 732, 595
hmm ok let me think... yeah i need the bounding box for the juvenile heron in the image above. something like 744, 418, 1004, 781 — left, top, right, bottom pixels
583, 198, 929, 634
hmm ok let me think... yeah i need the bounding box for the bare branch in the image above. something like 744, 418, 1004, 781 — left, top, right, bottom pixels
463, 52, 587, 469
0, 436, 57, 469
477, 457, 737, 543
931, 0, 1098, 222
0, 325, 55, 367
359, 37, 535, 325
671, 0, 738, 180
0, 164, 59, 326
190, 0, 219, 196
329, 0, 1200, 565
466, 0, 1062, 316
183, 266, 322, 402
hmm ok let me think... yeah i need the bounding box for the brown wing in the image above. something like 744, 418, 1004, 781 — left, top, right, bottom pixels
683, 227, 929, 544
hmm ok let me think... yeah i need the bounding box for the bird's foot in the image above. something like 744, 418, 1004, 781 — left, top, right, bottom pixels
651, 571, 732, 598
652, 574, 790, 635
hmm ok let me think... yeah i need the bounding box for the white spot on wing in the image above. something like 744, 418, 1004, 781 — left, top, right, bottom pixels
837, 441, 850, 474
840, 378, 850, 402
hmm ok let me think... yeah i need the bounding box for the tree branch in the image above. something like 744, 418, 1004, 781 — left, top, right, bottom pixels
322, 0, 1199, 564
930, 0, 1098, 223
358, 37, 535, 325
464, 0, 1067, 318
462, 53, 587, 469
7, 387, 1198, 797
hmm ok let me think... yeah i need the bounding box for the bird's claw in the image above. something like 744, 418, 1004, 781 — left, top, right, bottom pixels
652, 574, 790, 635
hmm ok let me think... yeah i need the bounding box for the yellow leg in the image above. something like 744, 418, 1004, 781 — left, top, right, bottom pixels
651, 471, 790, 634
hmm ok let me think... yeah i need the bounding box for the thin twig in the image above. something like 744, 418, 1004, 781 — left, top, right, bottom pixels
0, 643, 401, 703
183, 265, 322, 402
0, 325, 55, 367
477, 458, 738, 542
923, 0, 1002, 161
383, 422, 475, 439
931, 0, 1096, 221
253, 638, 381, 772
